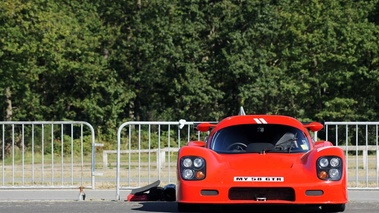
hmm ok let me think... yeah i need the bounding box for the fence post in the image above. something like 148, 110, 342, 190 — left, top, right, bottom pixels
103, 151, 108, 168
157, 150, 166, 169
362, 148, 367, 170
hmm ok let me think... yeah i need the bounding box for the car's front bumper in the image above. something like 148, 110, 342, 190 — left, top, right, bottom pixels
177, 180, 347, 205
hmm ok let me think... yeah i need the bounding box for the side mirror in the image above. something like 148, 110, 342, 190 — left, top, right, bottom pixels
196, 122, 217, 132
187, 141, 206, 147
314, 141, 334, 147
303, 122, 323, 132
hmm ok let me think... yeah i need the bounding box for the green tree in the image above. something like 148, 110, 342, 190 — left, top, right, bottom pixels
97, 1, 224, 121
278, 0, 379, 121
0, 0, 134, 147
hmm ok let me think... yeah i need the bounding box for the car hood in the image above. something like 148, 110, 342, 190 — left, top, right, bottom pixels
212, 153, 307, 178
226, 153, 298, 169
201, 153, 310, 184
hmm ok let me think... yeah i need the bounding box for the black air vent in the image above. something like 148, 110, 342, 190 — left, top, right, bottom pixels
229, 187, 295, 201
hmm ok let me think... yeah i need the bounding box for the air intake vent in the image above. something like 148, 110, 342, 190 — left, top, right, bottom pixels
229, 187, 295, 201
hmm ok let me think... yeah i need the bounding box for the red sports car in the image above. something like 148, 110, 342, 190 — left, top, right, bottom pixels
177, 109, 347, 212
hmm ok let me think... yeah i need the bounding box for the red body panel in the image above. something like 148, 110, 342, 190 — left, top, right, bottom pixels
177, 115, 347, 206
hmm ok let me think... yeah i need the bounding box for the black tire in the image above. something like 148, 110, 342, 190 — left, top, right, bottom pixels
322, 204, 346, 212
177, 203, 200, 212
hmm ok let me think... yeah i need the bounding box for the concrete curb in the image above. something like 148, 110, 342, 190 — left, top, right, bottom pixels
0, 189, 131, 201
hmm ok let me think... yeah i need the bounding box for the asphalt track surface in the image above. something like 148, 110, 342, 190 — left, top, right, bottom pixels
0, 190, 378, 213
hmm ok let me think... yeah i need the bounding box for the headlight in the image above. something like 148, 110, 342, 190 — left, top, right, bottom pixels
316, 156, 343, 181
180, 156, 206, 180
330, 158, 340, 167
182, 169, 194, 179
329, 168, 340, 180
193, 158, 204, 168
319, 158, 329, 167
182, 158, 192, 168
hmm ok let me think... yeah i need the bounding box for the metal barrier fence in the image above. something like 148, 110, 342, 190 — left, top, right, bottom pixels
115, 121, 379, 199
0, 121, 99, 189
324, 122, 379, 190
115, 120, 206, 200
2, 120, 378, 196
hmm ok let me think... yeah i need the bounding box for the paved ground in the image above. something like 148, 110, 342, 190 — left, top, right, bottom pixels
0, 190, 378, 213
0, 200, 378, 213
0, 189, 378, 202
0, 189, 129, 201
347, 190, 379, 201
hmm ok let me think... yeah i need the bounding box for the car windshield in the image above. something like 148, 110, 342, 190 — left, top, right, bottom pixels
210, 124, 310, 154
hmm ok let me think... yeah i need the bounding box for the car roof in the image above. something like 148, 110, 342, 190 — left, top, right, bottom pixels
213, 115, 306, 133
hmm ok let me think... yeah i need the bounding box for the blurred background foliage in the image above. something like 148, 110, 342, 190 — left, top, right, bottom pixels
1, 0, 379, 147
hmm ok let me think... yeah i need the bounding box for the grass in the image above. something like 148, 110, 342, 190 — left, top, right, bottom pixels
1, 151, 378, 189
0, 149, 178, 189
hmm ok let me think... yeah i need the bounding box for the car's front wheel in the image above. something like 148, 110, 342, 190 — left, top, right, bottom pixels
322, 204, 346, 212
177, 203, 200, 212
